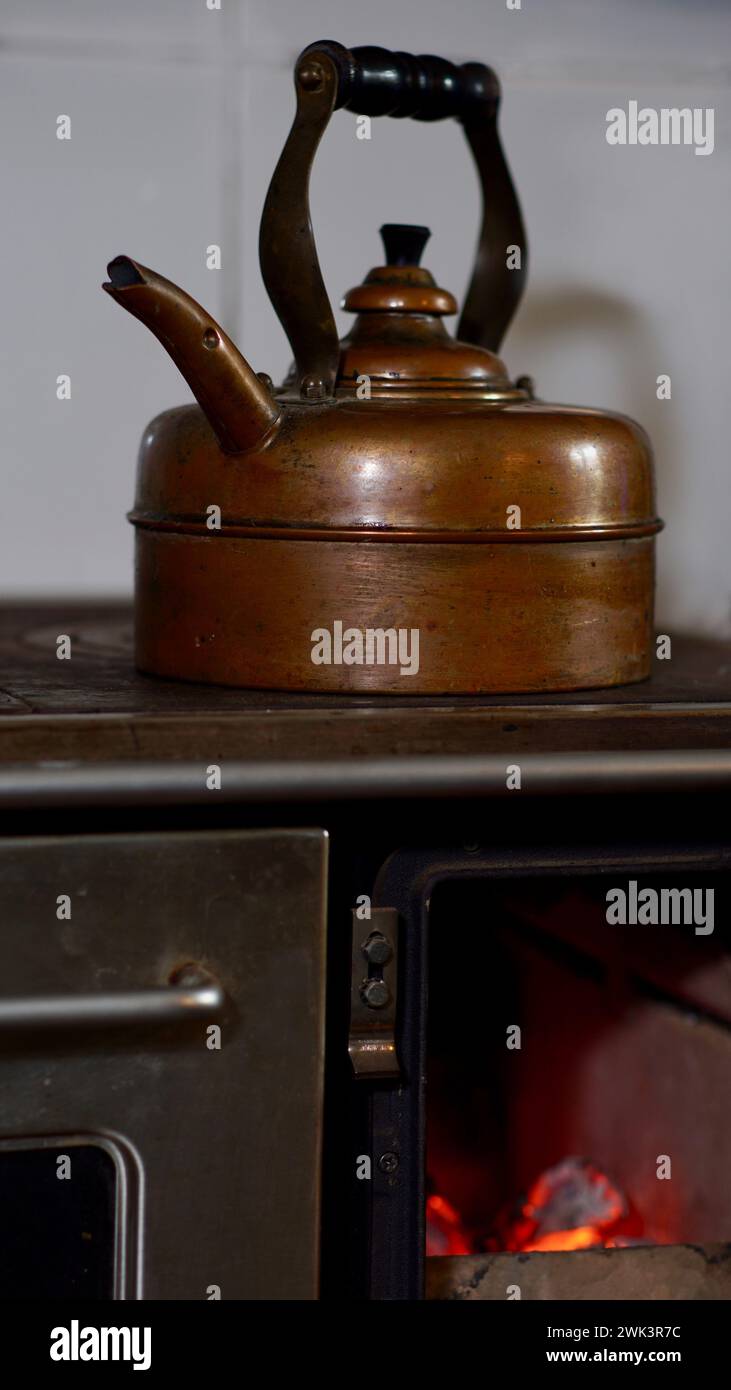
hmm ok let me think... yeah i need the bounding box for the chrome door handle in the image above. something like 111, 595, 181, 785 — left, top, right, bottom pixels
0, 964, 223, 1033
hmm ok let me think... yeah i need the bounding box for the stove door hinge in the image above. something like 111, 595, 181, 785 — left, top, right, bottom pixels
349, 906, 401, 1080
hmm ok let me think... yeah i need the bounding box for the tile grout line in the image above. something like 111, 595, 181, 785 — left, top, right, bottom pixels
219, 4, 244, 344
0, 37, 728, 88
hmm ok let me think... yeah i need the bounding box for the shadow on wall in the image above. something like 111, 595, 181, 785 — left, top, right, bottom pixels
510, 285, 685, 630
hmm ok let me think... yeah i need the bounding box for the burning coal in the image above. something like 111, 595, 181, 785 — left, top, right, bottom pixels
427, 1157, 644, 1257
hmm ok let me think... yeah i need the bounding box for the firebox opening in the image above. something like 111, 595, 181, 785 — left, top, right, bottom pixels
425, 873, 731, 1260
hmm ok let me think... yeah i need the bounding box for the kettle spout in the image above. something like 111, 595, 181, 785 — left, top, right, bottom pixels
103, 256, 281, 454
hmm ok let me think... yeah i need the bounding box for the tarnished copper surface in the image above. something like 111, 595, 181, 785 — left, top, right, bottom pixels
341, 265, 458, 316
103, 257, 280, 455
128, 400, 657, 535
104, 40, 661, 694
134, 533, 653, 694
335, 298, 515, 396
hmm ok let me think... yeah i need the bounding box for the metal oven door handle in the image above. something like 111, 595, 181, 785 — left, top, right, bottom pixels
0, 965, 223, 1034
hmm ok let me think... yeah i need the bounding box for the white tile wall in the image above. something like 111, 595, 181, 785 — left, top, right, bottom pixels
1, 0, 729, 639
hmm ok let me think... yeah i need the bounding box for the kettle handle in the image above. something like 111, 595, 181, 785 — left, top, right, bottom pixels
259, 40, 527, 398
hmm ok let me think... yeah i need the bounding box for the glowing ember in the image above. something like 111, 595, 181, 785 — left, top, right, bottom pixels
427, 1157, 643, 1256
521, 1224, 603, 1253
496, 1157, 633, 1253
426, 1193, 472, 1257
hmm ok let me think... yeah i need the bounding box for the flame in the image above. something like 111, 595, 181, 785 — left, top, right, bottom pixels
504, 1159, 630, 1253
426, 1193, 472, 1257
520, 1225, 603, 1253
427, 1157, 643, 1257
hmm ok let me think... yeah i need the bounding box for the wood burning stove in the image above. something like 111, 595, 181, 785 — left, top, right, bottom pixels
0, 606, 730, 1302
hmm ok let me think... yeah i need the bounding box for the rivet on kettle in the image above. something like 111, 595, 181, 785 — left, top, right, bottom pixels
298, 61, 325, 92
301, 375, 327, 401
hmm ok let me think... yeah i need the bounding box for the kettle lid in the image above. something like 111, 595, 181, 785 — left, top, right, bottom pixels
334, 224, 521, 400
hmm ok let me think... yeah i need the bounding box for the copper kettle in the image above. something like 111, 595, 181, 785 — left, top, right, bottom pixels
104, 40, 660, 694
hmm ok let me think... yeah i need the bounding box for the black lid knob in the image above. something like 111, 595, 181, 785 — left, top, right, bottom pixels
379, 224, 431, 267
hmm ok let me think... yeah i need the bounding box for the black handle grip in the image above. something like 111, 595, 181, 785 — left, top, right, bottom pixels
300, 42, 498, 123
319, 44, 499, 122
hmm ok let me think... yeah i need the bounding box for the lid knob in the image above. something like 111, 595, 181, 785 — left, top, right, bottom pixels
379, 224, 431, 267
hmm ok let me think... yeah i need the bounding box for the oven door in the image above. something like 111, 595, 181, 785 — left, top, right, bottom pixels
0, 828, 327, 1300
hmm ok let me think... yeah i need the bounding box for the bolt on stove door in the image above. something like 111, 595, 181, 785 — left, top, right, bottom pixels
0, 828, 328, 1300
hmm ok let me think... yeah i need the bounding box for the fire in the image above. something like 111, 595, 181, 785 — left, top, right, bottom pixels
519, 1225, 604, 1253
501, 1158, 632, 1253
426, 1193, 472, 1257
427, 1157, 643, 1256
